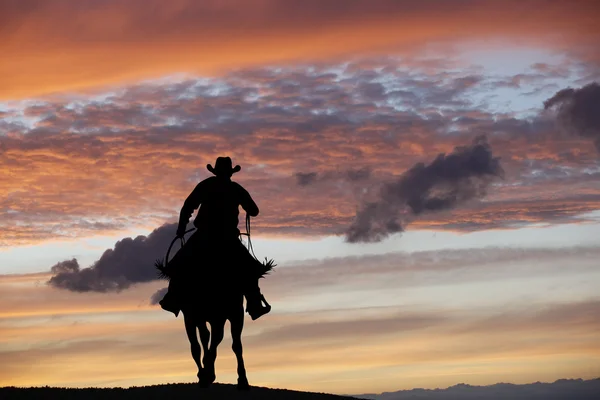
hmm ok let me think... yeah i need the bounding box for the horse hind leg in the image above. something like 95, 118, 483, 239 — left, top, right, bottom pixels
231, 306, 249, 391
203, 319, 225, 387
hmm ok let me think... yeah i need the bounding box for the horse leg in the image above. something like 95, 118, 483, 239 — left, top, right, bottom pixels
204, 318, 225, 386
183, 313, 203, 382
231, 305, 249, 391
195, 320, 211, 388
199, 321, 210, 367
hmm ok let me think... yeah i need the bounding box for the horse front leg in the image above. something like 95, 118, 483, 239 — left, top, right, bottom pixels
203, 318, 225, 386
194, 320, 211, 388
231, 305, 249, 390
198, 321, 210, 368
183, 313, 203, 381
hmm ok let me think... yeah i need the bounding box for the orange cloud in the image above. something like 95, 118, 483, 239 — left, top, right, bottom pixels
1, 58, 599, 247
1, 0, 599, 99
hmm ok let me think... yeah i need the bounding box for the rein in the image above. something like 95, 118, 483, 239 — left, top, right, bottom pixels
240, 213, 259, 261
165, 227, 196, 266
164, 213, 258, 266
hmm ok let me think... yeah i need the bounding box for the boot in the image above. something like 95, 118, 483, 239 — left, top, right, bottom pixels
246, 291, 271, 321
159, 291, 180, 317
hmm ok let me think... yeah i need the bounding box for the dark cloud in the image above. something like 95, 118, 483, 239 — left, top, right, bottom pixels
399, 136, 502, 215
296, 172, 319, 186
346, 167, 371, 182
544, 82, 600, 152
47, 224, 178, 292
149, 287, 168, 305
49, 259, 80, 275
295, 168, 371, 186
346, 136, 503, 242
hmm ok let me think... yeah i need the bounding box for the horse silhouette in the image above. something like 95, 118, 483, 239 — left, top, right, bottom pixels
156, 237, 274, 389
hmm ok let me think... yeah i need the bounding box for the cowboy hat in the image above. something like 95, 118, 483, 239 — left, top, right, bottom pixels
207, 156, 241, 176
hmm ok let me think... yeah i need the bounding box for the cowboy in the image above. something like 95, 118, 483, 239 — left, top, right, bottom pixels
159, 157, 271, 320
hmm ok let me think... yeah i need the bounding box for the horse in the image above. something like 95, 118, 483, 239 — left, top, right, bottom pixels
180, 266, 250, 390
156, 234, 274, 390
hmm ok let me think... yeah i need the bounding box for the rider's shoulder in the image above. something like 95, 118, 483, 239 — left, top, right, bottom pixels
199, 176, 217, 185
230, 180, 247, 191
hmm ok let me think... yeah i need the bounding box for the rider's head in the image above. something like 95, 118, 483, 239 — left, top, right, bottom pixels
207, 156, 241, 179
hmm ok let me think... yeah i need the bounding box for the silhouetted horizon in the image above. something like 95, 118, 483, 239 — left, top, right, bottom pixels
2, 377, 598, 400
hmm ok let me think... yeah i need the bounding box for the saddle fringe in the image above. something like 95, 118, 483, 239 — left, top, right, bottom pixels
155, 259, 170, 280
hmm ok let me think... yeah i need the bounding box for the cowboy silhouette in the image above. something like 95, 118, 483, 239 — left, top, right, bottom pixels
159, 157, 271, 320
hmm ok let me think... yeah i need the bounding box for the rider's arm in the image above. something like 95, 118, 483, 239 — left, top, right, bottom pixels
177, 180, 207, 235
237, 183, 259, 217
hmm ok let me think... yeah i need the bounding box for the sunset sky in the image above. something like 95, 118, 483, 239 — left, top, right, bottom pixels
1, 0, 600, 395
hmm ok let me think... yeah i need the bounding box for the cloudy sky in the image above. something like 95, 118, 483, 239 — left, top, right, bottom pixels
1, 0, 599, 395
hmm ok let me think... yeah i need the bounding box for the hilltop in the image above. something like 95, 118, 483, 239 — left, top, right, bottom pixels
3, 378, 599, 399
0, 382, 358, 400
